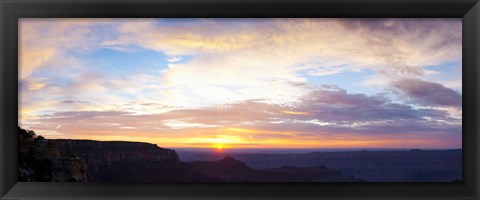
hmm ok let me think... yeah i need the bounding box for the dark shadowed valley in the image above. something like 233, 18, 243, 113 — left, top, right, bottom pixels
179, 149, 462, 182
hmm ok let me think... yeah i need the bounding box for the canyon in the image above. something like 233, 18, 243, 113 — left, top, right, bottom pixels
18, 127, 358, 182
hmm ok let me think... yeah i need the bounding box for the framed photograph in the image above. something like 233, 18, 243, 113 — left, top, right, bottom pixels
1, 0, 479, 199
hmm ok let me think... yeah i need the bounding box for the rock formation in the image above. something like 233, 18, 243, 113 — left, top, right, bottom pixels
18, 128, 88, 182
18, 127, 362, 182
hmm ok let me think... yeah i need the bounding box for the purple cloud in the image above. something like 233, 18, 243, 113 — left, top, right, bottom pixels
391, 78, 462, 107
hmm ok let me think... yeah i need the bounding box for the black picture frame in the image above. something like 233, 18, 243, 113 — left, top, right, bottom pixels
1, 0, 479, 199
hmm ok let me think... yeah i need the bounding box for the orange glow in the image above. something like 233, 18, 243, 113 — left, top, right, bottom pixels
30, 127, 460, 149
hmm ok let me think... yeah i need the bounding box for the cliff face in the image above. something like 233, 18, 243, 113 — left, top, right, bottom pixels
50, 140, 182, 182
18, 125, 181, 182
18, 138, 88, 182
53, 140, 178, 164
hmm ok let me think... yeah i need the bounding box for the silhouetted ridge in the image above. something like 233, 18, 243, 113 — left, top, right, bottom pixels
186, 156, 362, 182
215, 156, 250, 168
188, 156, 253, 181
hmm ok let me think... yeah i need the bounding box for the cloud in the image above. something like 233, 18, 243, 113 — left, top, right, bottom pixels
391, 78, 462, 107
252, 87, 460, 137
22, 84, 461, 148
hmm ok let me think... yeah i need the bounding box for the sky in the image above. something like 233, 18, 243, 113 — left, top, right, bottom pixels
19, 18, 462, 149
